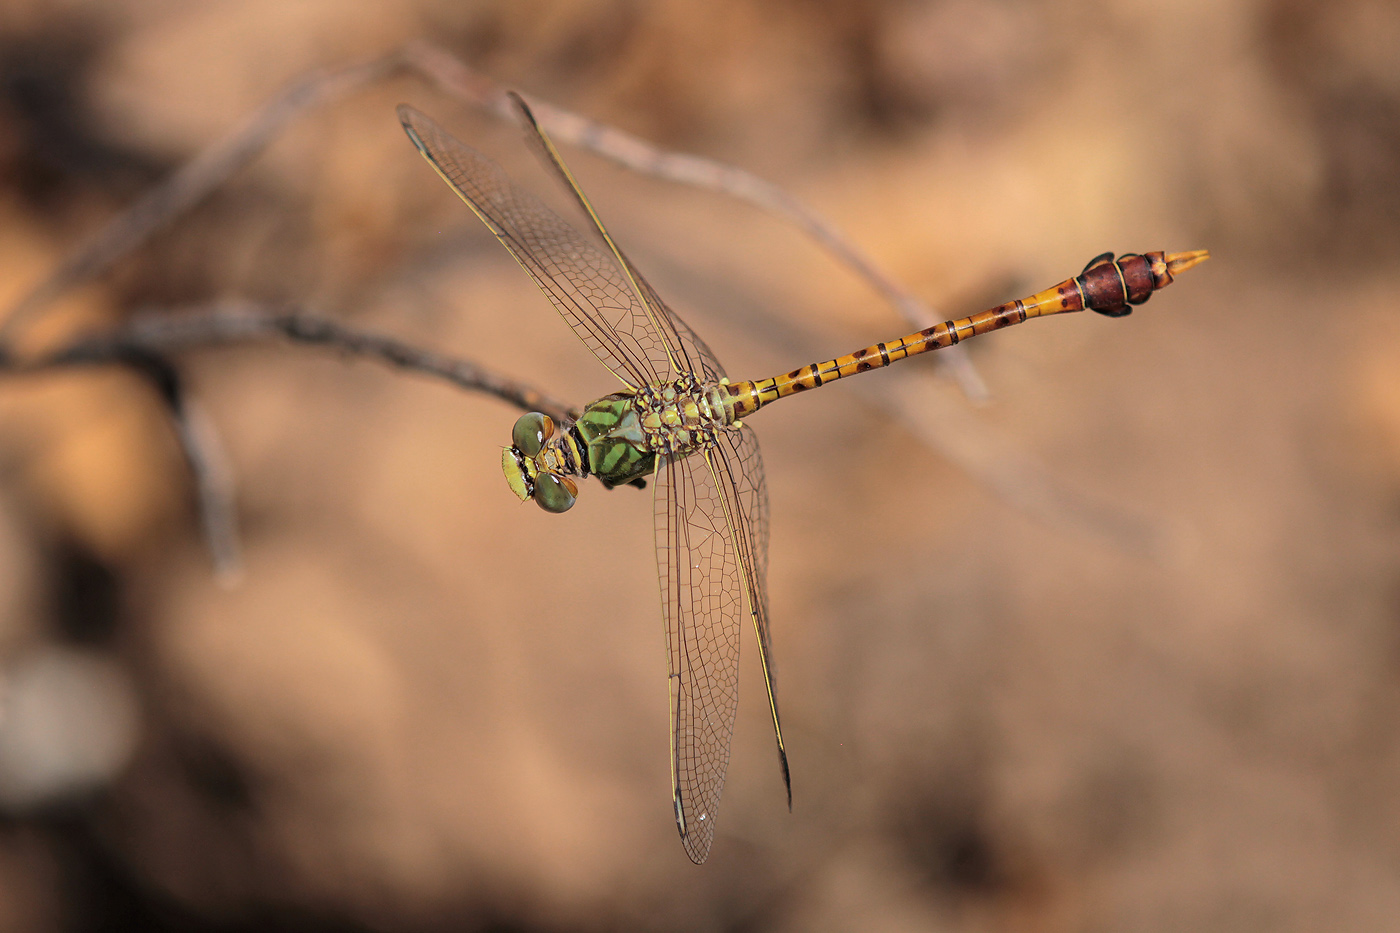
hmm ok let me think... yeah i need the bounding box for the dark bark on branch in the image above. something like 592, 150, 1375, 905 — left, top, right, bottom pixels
2, 304, 579, 577
22, 304, 580, 426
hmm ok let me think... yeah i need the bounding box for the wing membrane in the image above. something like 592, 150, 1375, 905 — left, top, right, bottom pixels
503, 93, 723, 385
655, 453, 742, 864
655, 427, 786, 864
399, 104, 663, 388
709, 427, 788, 805
631, 266, 728, 384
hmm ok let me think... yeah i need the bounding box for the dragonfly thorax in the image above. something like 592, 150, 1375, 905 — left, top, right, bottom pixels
633, 378, 735, 459
502, 380, 738, 513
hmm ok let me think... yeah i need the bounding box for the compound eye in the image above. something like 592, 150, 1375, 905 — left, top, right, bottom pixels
511, 412, 555, 457
533, 473, 578, 513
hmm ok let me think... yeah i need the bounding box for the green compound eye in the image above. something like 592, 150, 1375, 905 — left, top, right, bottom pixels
533, 473, 577, 513
511, 412, 554, 457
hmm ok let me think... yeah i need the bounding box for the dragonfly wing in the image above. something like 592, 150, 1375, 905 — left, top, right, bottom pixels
505, 92, 724, 384
709, 426, 789, 805
629, 270, 728, 384
399, 104, 666, 389
654, 453, 743, 864
655, 427, 787, 864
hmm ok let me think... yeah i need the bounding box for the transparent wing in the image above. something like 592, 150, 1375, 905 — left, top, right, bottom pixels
399, 104, 665, 389
655, 428, 786, 864
631, 269, 728, 384
504, 92, 723, 384
655, 453, 742, 864
709, 426, 788, 806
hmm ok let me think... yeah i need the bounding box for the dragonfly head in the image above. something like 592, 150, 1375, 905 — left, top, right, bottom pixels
502, 412, 578, 513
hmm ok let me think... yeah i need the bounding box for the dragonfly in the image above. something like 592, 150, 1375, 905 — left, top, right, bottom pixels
399, 93, 1207, 864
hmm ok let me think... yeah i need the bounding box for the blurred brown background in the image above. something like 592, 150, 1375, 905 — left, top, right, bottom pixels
1, 0, 1399, 930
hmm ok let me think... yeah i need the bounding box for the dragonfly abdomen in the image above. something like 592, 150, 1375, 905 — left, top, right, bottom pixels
727, 250, 1208, 416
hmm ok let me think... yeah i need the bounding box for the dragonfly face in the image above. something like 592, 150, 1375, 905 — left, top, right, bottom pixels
502, 411, 579, 513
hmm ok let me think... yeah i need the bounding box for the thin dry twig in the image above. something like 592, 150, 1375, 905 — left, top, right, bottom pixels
23, 302, 579, 426
173, 394, 243, 585
0, 53, 404, 343
13, 343, 246, 582
881, 375, 1174, 561
2, 302, 579, 574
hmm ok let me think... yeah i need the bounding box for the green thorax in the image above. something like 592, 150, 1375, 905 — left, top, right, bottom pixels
553, 379, 738, 488
572, 393, 655, 488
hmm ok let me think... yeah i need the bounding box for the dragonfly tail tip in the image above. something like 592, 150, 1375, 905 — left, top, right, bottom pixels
778, 747, 792, 811
1164, 249, 1210, 276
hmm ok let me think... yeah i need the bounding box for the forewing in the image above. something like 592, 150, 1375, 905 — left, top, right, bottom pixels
505, 93, 725, 384
709, 426, 789, 805
399, 104, 664, 388
631, 270, 728, 384
654, 453, 743, 864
